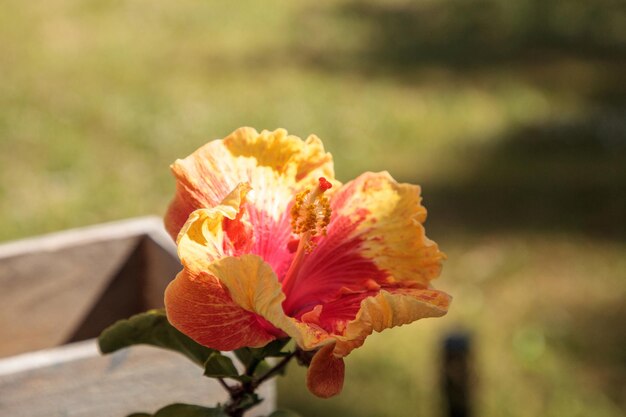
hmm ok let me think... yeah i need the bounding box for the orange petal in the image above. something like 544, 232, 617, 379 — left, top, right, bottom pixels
164, 269, 278, 351
282, 171, 445, 314
333, 287, 451, 357
306, 343, 345, 398
176, 182, 253, 274
204, 254, 330, 350
333, 171, 445, 286
165, 127, 335, 239
223, 127, 334, 182
165, 184, 282, 351
165, 141, 237, 239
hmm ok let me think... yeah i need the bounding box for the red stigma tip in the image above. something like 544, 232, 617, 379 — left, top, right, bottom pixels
318, 177, 332, 191
287, 239, 300, 253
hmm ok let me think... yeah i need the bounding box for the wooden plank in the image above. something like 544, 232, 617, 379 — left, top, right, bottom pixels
64, 239, 148, 344
139, 234, 182, 309
0, 217, 170, 258
0, 236, 140, 357
0, 340, 275, 416
0, 217, 181, 357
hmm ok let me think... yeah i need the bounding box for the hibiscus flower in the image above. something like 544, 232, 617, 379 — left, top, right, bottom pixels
164, 127, 451, 398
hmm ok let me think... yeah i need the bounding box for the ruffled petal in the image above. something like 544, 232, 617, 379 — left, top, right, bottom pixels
282, 171, 444, 315
222, 127, 334, 182
204, 254, 331, 350
165, 127, 335, 243
176, 182, 253, 272
332, 286, 451, 357
194, 253, 350, 399
165, 183, 281, 351
333, 171, 445, 284
165, 140, 238, 239
164, 269, 279, 351
306, 343, 345, 398
201, 253, 449, 357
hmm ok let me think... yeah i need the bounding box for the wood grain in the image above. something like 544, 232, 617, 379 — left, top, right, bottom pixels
0, 340, 275, 416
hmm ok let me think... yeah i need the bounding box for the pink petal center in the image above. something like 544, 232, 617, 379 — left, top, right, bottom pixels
280, 211, 388, 318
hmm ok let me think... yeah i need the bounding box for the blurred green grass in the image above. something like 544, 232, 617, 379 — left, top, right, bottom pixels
1, 0, 625, 416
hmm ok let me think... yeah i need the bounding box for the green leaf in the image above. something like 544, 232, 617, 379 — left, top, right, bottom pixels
234, 338, 290, 376
129, 404, 228, 417
267, 410, 303, 417
249, 338, 291, 359
98, 309, 216, 367
233, 347, 256, 367
253, 359, 272, 376
203, 351, 240, 379
233, 348, 269, 378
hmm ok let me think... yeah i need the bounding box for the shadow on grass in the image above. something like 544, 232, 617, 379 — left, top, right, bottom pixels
316, 0, 626, 241
425, 108, 626, 241
285, 0, 626, 107
334, 0, 626, 71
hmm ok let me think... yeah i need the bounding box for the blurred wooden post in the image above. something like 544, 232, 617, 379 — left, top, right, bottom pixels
0, 217, 275, 416
442, 332, 472, 417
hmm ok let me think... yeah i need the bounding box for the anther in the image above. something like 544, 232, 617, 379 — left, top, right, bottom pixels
289, 178, 333, 247
282, 177, 334, 295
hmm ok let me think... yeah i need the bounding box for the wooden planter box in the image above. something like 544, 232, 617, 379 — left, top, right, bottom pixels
0, 217, 274, 416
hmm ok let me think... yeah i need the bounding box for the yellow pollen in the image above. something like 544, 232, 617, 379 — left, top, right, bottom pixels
290, 185, 332, 251
282, 177, 333, 295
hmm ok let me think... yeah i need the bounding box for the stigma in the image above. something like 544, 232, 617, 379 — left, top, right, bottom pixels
282, 177, 333, 295
290, 177, 333, 252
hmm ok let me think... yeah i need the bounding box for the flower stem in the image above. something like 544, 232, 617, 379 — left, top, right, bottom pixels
218, 378, 235, 395
222, 351, 297, 417
252, 350, 297, 389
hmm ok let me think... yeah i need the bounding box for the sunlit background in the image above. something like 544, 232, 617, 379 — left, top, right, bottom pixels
1, 0, 625, 416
